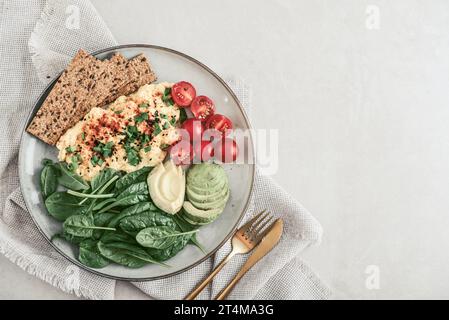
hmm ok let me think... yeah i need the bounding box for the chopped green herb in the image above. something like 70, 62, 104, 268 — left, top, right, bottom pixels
114, 110, 123, 114
144, 146, 152, 153
65, 146, 75, 153
160, 113, 168, 119
67, 155, 79, 172
160, 144, 170, 150
135, 112, 149, 124
141, 134, 151, 145
97, 158, 104, 166
169, 117, 177, 126
125, 146, 140, 166
162, 88, 174, 106
162, 122, 170, 130
139, 103, 149, 108
126, 125, 139, 141
153, 123, 162, 136
154, 110, 159, 117
81, 132, 85, 141
179, 108, 187, 124
93, 141, 114, 158
91, 155, 100, 166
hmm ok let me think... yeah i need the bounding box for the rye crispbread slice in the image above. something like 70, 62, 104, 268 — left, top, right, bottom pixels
26, 49, 157, 145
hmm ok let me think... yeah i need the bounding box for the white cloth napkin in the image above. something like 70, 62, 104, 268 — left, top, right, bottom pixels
0, 0, 331, 300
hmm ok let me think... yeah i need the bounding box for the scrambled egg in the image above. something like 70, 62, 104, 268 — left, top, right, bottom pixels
56, 82, 180, 181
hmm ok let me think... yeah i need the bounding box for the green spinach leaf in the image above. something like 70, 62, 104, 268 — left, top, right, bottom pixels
107, 202, 157, 228
99, 181, 149, 213
40, 164, 58, 198
45, 192, 89, 221
92, 212, 117, 239
136, 226, 197, 249
79, 239, 110, 268
56, 162, 89, 191
63, 214, 115, 238
146, 233, 191, 262
173, 214, 206, 254
91, 168, 119, 191
114, 167, 151, 193
97, 241, 163, 268
119, 211, 177, 236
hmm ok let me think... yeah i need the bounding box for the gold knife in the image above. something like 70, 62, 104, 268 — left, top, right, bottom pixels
214, 218, 284, 300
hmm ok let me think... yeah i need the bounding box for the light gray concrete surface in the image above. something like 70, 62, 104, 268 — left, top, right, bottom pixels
2, 0, 449, 299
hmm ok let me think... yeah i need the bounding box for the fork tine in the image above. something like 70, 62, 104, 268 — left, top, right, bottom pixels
248, 211, 270, 232
238, 209, 266, 232
253, 216, 274, 242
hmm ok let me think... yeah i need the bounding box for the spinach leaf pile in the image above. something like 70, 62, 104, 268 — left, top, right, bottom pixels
40, 161, 204, 269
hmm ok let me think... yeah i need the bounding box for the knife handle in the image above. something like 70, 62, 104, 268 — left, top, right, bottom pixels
214, 219, 283, 300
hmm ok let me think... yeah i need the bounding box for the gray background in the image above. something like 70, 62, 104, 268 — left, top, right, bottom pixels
2, 0, 449, 299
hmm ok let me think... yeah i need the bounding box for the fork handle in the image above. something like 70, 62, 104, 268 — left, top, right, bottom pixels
185, 251, 236, 300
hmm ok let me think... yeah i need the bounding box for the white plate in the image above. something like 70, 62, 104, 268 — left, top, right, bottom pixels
18, 44, 255, 281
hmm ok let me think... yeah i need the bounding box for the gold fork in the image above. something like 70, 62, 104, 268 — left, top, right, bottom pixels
185, 209, 274, 300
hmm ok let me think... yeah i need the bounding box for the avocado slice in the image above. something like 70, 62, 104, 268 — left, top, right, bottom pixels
187, 182, 229, 203
187, 163, 227, 188
182, 201, 224, 224
189, 188, 230, 210
179, 212, 210, 226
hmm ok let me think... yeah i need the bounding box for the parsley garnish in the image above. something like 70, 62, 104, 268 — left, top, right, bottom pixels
125, 145, 140, 166
126, 125, 139, 141
91, 155, 100, 166
135, 112, 149, 124
93, 141, 114, 158
179, 108, 187, 124
81, 132, 85, 141
162, 88, 175, 106
144, 146, 152, 153
141, 134, 151, 145
153, 123, 162, 136
160, 144, 170, 150
139, 103, 149, 108
65, 146, 75, 153
170, 117, 177, 126
162, 122, 170, 130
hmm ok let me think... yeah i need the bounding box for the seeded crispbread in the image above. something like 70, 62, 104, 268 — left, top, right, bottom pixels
99, 54, 157, 107
26, 49, 157, 145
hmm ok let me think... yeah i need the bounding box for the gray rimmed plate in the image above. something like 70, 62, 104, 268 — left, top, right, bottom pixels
18, 44, 255, 281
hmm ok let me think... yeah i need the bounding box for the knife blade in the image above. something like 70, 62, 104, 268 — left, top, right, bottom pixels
214, 218, 284, 300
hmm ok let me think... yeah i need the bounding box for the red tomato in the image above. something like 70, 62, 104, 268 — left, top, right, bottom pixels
205, 114, 233, 137
181, 118, 204, 142
171, 81, 196, 107
191, 95, 215, 121
193, 140, 214, 162
169, 140, 194, 165
214, 138, 238, 163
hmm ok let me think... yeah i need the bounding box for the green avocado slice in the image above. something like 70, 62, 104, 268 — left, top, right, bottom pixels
182, 201, 224, 224
186, 182, 229, 203
189, 188, 230, 210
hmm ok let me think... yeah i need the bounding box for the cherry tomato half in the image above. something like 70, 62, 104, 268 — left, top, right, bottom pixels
191, 95, 215, 121
181, 118, 204, 142
205, 114, 233, 137
169, 140, 194, 165
172, 81, 196, 107
193, 140, 214, 162
214, 138, 238, 163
